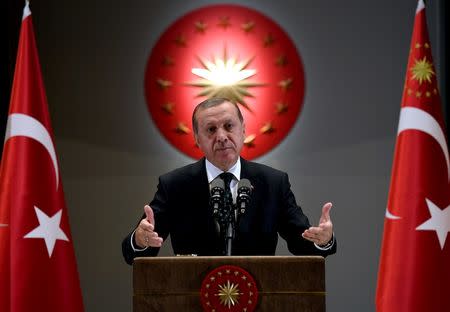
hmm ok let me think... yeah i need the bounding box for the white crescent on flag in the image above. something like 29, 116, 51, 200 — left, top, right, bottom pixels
4, 113, 59, 189
398, 107, 449, 180
385, 106, 449, 220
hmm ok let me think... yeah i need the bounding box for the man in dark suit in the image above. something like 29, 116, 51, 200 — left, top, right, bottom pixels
122, 97, 336, 265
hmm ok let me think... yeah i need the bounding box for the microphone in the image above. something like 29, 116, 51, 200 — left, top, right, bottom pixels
236, 179, 252, 217
210, 178, 224, 218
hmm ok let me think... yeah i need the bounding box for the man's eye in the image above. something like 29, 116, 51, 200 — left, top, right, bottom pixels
225, 123, 233, 131
207, 127, 216, 133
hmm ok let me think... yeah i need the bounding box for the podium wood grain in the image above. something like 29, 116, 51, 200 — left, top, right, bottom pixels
133, 256, 325, 312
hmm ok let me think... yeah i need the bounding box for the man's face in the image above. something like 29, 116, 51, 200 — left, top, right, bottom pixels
194, 101, 245, 171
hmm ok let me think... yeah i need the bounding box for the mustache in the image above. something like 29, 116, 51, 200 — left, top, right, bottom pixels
214, 144, 234, 151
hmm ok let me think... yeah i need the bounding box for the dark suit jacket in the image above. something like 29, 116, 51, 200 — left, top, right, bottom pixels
122, 158, 336, 264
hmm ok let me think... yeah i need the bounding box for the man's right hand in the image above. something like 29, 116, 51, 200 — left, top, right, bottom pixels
135, 205, 163, 248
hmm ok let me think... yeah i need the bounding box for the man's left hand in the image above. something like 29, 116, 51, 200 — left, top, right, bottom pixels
301, 202, 333, 246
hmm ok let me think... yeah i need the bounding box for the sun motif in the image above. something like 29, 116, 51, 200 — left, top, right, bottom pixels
145, 4, 305, 160
410, 56, 435, 84
187, 48, 264, 112
216, 280, 242, 308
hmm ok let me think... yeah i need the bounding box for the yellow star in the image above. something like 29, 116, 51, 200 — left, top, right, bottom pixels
263, 34, 275, 47
241, 21, 255, 33
276, 55, 288, 66
244, 134, 256, 147
156, 78, 172, 90
174, 34, 186, 47
276, 102, 289, 114
161, 102, 174, 114
279, 78, 293, 91
187, 48, 265, 112
162, 56, 174, 66
195, 21, 207, 33
175, 122, 190, 134
410, 56, 435, 84
216, 280, 242, 308
218, 16, 231, 29
260, 122, 275, 134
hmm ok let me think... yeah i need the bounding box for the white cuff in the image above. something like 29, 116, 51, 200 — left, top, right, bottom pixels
131, 229, 148, 252
314, 233, 335, 251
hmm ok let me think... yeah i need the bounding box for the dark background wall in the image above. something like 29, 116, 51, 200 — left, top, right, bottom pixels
1, 1, 448, 311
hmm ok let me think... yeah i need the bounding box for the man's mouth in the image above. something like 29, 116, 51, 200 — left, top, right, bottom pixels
215, 146, 232, 152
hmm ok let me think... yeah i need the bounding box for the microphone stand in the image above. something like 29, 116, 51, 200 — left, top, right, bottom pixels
224, 203, 236, 256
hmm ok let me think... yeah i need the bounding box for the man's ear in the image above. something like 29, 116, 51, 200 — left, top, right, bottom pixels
193, 133, 199, 147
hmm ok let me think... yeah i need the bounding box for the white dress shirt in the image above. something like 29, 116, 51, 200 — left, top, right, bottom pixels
205, 158, 241, 203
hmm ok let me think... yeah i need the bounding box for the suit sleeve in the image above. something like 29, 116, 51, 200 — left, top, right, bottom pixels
277, 173, 336, 257
121, 176, 172, 265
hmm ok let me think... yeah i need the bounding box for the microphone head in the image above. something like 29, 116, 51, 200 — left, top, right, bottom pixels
238, 179, 252, 192
211, 177, 225, 191
237, 179, 252, 217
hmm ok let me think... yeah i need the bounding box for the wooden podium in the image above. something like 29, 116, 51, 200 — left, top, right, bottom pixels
133, 256, 325, 311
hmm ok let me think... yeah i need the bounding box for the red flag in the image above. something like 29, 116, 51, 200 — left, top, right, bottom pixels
376, 0, 450, 311
0, 3, 84, 311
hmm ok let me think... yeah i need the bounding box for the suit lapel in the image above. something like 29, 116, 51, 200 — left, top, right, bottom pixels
188, 158, 217, 222
239, 159, 263, 232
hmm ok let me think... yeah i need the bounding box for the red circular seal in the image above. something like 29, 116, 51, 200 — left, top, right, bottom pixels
145, 4, 305, 159
200, 265, 258, 312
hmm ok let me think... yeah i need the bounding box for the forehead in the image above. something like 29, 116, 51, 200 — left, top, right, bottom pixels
197, 102, 240, 124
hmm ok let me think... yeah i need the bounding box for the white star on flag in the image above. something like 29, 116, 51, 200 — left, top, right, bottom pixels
416, 199, 450, 249
24, 206, 69, 257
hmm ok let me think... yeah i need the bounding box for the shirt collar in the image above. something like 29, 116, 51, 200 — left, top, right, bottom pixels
205, 158, 241, 183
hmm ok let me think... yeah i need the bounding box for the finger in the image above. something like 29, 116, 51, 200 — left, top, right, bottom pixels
320, 202, 332, 223
302, 231, 320, 244
144, 205, 155, 225
148, 231, 160, 238
304, 226, 321, 234
147, 236, 163, 247
140, 231, 163, 247
302, 230, 328, 245
139, 218, 154, 232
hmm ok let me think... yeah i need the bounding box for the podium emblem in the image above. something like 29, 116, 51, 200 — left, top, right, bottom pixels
200, 265, 259, 312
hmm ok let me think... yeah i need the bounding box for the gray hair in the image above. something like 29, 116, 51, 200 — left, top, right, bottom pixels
191, 97, 244, 134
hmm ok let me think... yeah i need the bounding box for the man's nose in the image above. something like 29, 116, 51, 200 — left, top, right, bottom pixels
216, 128, 228, 142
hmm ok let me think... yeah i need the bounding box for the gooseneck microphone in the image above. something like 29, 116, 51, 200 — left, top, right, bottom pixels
210, 178, 224, 217
209, 176, 253, 256
210, 178, 224, 235
236, 179, 252, 218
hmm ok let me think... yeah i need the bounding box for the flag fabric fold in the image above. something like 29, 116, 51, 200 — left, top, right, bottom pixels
376, 0, 450, 311
0, 2, 84, 311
